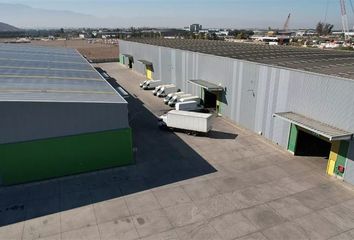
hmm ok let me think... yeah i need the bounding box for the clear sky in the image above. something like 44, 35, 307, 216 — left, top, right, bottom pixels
0, 0, 353, 29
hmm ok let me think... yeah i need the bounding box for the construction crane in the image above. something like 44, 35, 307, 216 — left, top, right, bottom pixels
283, 13, 291, 31
340, 0, 350, 39
349, 0, 354, 30
279, 13, 291, 45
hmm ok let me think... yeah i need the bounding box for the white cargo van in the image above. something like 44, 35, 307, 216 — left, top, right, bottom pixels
168, 94, 192, 107
164, 92, 185, 104
142, 80, 162, 90
175, 101, 203, 111
169, 95, 200, 107
153, 84, 174, 95
156, 85, 177, 97
139, 80, 148, 88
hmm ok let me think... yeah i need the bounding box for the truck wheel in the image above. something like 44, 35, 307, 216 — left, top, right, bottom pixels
187, 131, 197, 136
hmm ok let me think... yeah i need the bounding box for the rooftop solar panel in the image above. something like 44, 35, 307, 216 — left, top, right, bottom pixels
0, 59, 93, 70
0, 51, 87, 63
0, 44, 125, 103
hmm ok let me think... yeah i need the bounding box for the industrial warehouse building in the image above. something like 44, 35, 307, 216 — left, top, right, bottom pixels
119, 39, 354, 185
0, 44, 133, 185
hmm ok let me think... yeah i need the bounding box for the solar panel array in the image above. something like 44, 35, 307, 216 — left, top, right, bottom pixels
0, 44, 125, 103
127, 39, 354, 80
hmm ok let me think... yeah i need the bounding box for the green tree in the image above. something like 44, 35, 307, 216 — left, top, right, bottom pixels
316, 22, 334, 36
236, 32, 246, 39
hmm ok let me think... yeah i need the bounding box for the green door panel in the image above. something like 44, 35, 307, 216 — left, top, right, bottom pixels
334, 141, 350, 177
0, 128, 133, 185
288, 124, 298, 153
119, 54, 125, 64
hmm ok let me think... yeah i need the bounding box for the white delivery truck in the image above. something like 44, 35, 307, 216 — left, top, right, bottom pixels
156, 85, 178, 97
140, 80, 148, 88
158, 110, 213, 134
175, 101, 203, 111
164, 92, 185, 104
142, 80, 162, 90
153, 84, 174, 96
168, 94, 192, 107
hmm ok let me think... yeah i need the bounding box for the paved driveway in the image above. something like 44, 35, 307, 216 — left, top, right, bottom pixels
1, 62, 354, 240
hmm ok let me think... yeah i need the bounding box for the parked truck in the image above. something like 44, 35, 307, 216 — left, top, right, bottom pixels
142, 80, 162, 90
164, 92, 185, 104
158, 110, 213, 134
156, 85, 178, 97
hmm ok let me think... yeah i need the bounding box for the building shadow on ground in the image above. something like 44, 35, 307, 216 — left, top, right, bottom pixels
207, 130, 238, 140
0, 76, 217, 227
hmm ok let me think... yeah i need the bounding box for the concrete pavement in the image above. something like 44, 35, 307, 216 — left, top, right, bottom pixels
1, 62, 354, 240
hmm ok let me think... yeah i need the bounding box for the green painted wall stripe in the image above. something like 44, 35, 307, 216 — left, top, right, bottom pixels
119, 54, 125, 64
0, 128, 133, 185
288, 124, 298, 153
334, 141, 350, 177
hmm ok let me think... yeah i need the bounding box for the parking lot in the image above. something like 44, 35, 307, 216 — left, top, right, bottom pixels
1, 62, 354, 240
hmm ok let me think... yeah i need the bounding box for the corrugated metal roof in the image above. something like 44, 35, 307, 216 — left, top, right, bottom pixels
274, 112, 353, 141
124, 39, 354, 80
0, 44, 126, 103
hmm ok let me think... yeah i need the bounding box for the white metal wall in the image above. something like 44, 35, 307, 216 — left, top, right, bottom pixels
119, 40, 354, 166
0, 101, 129, 144
345, 141, 354, 185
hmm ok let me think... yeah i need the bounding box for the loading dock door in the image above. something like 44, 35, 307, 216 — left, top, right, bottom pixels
274, 112, 353, 177
295, 129, 331, 157
138, 60, 154, 80
122, 54, 134, 69
204, 89, 217, 109
327, 141, 340, 176
188, 79, 224, 115
146, 68, 152, 80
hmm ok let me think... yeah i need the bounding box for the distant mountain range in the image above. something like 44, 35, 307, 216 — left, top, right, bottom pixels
0, 22, 20, 32
0, 3, 105, 28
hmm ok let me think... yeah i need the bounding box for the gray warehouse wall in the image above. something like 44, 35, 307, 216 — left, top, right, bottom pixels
119, 40, 354, 152
345, 141, 354, 185
0, 101, 129, 144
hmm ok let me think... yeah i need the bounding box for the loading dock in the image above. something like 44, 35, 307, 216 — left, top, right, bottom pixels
188, 79, 223, 115
295, 128, 331, 157
122, 54, 134, 68
138, 59, 154, 80
119, 39, 354, 187
274, 112, 353, 178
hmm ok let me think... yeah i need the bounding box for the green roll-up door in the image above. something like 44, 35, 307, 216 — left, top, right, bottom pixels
119, 54, 125, 64
288, 124, 298, 153
334, 141, 350, 177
